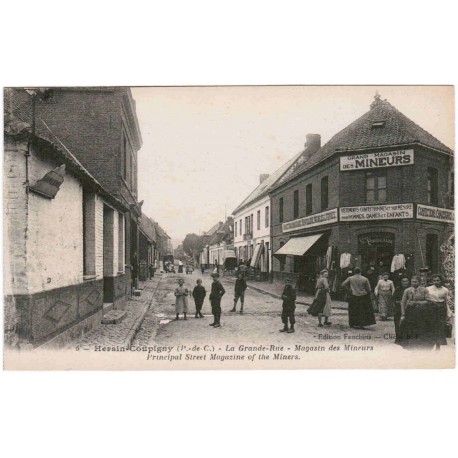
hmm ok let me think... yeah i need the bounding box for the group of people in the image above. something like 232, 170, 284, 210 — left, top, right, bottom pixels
307, 267, 453, 350
172, 267, 453, 349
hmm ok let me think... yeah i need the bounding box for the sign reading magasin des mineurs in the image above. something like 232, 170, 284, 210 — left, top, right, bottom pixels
340, 149, 414, 171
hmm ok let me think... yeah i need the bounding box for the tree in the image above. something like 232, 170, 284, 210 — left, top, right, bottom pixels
182, 233, 204, 263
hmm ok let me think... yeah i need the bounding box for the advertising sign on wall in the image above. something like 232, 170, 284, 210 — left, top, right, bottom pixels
282, 208, 338, 233
416, 204, 454, 223
340, 203, 414, 221
340, 149, 414, 171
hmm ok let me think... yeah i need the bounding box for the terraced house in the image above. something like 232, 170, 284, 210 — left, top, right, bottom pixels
270, 94, 454, 295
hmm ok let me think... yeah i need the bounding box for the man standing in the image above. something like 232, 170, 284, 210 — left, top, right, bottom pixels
209, 273, 225, 328
280, 278, 296, 333
230, 272, 247, 313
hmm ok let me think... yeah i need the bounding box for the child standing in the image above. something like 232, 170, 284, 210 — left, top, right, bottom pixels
230, 272, 247, 313
192, 279, 206, 318
174, 278, 189, 321
280, 278, 297, 333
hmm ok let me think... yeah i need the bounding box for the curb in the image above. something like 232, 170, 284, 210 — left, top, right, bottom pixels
223, 277, 348, 310
123, 275, 163, 347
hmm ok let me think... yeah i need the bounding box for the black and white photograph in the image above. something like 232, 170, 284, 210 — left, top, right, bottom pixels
3, 85, 455, 369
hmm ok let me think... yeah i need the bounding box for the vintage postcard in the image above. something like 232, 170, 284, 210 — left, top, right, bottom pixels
3, 85, 455, 370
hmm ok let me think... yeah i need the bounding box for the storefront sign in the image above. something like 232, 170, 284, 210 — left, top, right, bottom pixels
416, 204, 454, 223
282, 208, 338, 233
340, 149, 414, 171
358, 233, 395, 247
340, 203, 414, 221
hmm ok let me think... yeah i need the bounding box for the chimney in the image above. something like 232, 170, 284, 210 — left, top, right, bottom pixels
260, 174, 270, 184
304, 134, 321, 157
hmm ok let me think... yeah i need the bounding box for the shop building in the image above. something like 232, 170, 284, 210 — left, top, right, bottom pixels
232, 135, 321, 280
270, 95, 454, 294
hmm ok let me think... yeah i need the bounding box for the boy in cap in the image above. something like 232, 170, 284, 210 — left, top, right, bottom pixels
209, 273, 225, 328
192, 278, 206, 318
230, 272, 247, 313
280, 278, 297, 333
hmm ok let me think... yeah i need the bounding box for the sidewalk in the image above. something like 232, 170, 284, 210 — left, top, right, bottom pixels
67, 275, 163, 350
224, 276, 348, 309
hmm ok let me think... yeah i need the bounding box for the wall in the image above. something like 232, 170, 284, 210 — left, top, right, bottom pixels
3, 138, 28, 296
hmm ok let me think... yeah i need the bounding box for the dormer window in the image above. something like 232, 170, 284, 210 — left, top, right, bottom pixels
371, 121, 385, 128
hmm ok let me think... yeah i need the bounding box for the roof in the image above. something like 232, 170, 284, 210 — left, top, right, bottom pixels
139, 215, 157, 242
232, 148, 306, 214
204, 221, 223, 237
209, 218, 233, 245
288, 95, 453, 182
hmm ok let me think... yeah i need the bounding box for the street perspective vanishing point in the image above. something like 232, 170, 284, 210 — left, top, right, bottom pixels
3, 86, 455, 370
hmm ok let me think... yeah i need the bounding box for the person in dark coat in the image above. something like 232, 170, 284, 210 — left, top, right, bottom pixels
209, 273, 225, 328
342, 267, 376, 329
192, 279, 206, 319
392, 276, 410, 340
230, 273, 247, 313
280, 278, 297, 333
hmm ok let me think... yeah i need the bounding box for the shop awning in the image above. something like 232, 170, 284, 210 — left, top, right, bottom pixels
274, 234, 324, 256
251, 243, 264, 268
224, 250, 236, 259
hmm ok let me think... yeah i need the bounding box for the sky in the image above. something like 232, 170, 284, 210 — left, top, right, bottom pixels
132, 86, 454, 247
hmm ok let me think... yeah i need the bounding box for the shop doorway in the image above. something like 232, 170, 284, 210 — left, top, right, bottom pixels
358, 232, 395, 276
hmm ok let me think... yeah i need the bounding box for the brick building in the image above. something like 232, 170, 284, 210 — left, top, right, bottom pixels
4, 90, 132, 347
7, 87, 143, 306
270, 94, 454, 294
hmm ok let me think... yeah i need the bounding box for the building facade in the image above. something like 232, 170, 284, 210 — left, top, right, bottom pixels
270, 95, 454, 294
4, 97, 130, 348
232, 135, 321, 280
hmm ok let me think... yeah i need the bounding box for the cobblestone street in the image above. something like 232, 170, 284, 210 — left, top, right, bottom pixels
132, 271, 404, 350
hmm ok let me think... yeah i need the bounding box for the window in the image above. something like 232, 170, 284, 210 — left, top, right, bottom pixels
321, 176, 329, 210
426, 234, 439, 273
293, 190, 299, 219
279, 242, 285, 271
451, 172, 455, 209
428, 167, 438, 205
121, 133, 127, 180
239, 219, 242, 235
257, 210, 260, 230
251, 214, 254, 234
306, 184, 312, 215
366, 170, 387, 203
235, 221, 237, 237
279, 198, 284, 223
265, 206, 269, 227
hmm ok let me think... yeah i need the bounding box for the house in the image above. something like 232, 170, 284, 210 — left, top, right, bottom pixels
6, 86, 144, 306
270, 94, 454, 294
4, 89, 133, 348
139, 215, 157, 280
207, 217, 235, 272
232, 134, 321, 280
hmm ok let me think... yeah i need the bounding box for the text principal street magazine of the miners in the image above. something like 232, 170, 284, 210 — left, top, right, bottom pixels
3, 85, 455, 370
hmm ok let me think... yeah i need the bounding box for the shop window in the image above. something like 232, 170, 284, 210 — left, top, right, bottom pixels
426, 233, 439, 273
366, 170, 387, 203
293, 190, 299, 219
306, 184, 312, 215
321, 176, 329, 210
257, 210, 261, 230
279, 242, 285, 271
279, 198, 284, 223
265, 206, 269, 227
428, 167, 438, 205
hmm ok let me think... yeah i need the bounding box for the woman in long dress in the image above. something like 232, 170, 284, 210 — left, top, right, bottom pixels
174, 278, 189, 320
307, 269, 332, 327
375, 272, 395, 320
